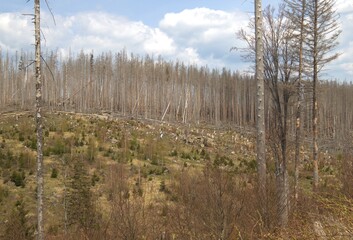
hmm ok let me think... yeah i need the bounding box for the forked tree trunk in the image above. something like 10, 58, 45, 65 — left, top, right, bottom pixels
34, 0, 44, 239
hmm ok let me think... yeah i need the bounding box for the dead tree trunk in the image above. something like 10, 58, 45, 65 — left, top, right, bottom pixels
285, 0, 307, 205
255, 0, 267, 226
306, 0, 341, 191
312, 0, 319, 191
34, 0, 44, 239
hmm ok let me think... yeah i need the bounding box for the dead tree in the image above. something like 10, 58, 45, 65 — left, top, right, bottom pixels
262, 5, 298, 227
34, 0, 44, 239
306, 0, 341, 190
239, 4, 299, 227
284, 0, 307, 205
255, 0, 267, 226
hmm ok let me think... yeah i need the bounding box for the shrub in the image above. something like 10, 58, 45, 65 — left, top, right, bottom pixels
1, 150, 15, 169
91, 172, 100, 186
129, 137, 140, 151
67, 159, 99, 231
18, 152, 35, 170
159, 180, 170, 194
169, 149, 178, 157
51, 138, 68, 156
3, 200, 34, 239
86, 137, 97, 163
213, 154, 234, 167
24, 139, 37, 150
10, 170, 26, 187
0, 185, 9, 203
51, 168, 58, 178
340, 151, 353, 198
151, 158, 159, 165
181, 151, 191, 159
18, 133, 25, 142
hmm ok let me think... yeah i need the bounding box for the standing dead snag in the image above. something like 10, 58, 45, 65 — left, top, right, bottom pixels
262, 5, 297, 227
284, 0, 307, 206
255, 0, 267, 226
34, 0, 44, 239
306, 0, 341, 190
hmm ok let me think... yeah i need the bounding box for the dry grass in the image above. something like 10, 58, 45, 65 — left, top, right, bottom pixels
0, 112, 352, 239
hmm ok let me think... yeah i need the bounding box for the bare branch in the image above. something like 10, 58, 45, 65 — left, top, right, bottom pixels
44, 0, 56, 25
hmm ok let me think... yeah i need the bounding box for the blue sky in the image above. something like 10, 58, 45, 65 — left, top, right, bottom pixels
4, 0, 274, 25
1, 0, 352, 81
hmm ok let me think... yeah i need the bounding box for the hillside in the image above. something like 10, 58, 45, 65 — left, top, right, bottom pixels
0, 111, 352, 239
1, 50, 353, 138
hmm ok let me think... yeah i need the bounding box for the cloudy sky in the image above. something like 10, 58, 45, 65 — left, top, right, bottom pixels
1, 0, 352, 81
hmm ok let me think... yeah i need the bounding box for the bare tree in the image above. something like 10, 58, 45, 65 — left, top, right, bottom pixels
254, 0, 267, 226
238, 4, 299, 227
306, 0, 341, 190
170, 165, 243, 239
34, 0, 44, 239
263, 5, 297, 227
107, 164, 150, 240
285, 0, 307, 206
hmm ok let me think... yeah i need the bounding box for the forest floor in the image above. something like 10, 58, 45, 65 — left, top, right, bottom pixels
0, 111, 352, 239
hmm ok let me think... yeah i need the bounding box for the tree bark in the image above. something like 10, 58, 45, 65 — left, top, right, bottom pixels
255, 0, 267, 226
293, 0, 306, 205
34, 0, 44, 239
312, 0, 319, 191
307, 0, 341, 191
295, 79, 304, 201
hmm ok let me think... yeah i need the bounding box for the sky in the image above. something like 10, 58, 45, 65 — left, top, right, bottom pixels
0, 0, 353, 81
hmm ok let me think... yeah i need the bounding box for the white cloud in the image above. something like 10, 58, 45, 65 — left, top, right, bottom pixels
336, 0, 353, 14
330, 11, 353, 81
0, 8, 247, 72
142, 28, 176, 55
0, 6, 352, 80
160, 8, 248, 45
0, 13, 32, 52
159, 8, 249, 69
160, 8, 245, 29
45, 12, 177, 57
0, 11, 177, 58
176, 47, 202, 65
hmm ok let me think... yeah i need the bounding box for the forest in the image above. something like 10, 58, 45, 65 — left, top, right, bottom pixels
0, 0, 353, 239
1, 49, 352, 137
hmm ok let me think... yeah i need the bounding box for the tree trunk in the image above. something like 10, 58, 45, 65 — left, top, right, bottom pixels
295, 80, 304, 202
294, 0, 306, 204
278, 95, 289, 227
255, 0, 267, 226
312, 0, 319, 191
277, 168, 289, 227
34, 0, 44, 239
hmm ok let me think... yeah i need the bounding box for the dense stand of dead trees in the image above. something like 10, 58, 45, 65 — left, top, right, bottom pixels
0, 48, 352, 139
